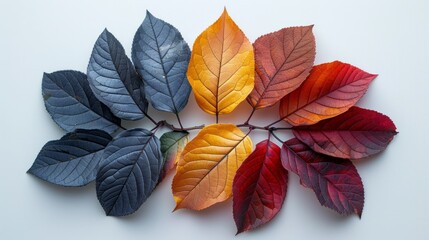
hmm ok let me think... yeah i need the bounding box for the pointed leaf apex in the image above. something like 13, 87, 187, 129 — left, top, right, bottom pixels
222, 7, 228, 16
146, 10, 154, 18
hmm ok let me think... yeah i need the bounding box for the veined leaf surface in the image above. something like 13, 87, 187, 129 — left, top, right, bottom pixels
187, 9, 254, 115
279, 61, 377, 126
247, 26, 315, 109
172, 124, 252, 210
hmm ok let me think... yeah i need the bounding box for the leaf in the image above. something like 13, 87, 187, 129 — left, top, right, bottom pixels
96, 128, 163, 216
293, 106, 397, 159
281, 138, 364, 217
233, 140, 288, 234
172, 124, 253, 210
87, 29, 148, 120
132, 11, 191, 113
159, 131, 189, 180
27, 129, 112, 187
187, 9, 254, 115
247, 26, 315, 109
42, 70, 121, 134
279, 61, 377, 126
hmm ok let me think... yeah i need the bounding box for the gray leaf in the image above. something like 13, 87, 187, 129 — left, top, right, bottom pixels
96, 128, 163, 216
28, 129, 112, 187
42, 70, 121, 133
132, 11, 191, 113
88, 29, 148, 120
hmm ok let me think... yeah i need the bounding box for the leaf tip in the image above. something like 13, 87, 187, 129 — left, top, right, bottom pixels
172, 204, 181, 212
222, 6, 229, 17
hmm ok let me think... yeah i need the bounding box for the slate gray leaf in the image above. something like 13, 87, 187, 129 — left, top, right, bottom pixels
87, 29, 148, 120
159, 131, 189, 181
96, 128, 163, 216
132, 11, 191, 113
27, 129, 112, 187
42, 70, 121, 133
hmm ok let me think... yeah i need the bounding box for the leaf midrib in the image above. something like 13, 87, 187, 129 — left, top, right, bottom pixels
178, 131, 250, 207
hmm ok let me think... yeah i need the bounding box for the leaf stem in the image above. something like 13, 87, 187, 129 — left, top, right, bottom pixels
143, 111, 158, 126
237, 123, 292, 131
265, 118, 283, 128
270, 131, 284, 143
244, 107, 256, 125
216, 112, 219, 124
175, 112, 184, 130
160, 120, 204, 132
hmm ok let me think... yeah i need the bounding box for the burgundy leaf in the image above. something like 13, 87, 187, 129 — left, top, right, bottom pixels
293, 106, 397, 159
233, 140, 288, 234
281, 138, 364, 217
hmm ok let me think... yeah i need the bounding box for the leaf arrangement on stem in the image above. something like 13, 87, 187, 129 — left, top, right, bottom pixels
28, 8, 397, 235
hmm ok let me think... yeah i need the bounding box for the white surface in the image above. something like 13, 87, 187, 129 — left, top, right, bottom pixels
1, 0, 428, 239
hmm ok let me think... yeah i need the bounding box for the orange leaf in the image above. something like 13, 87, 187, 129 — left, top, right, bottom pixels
247, 26, 315, 109
187, 9, 254, 115
172, 124, 253, 210
279, 61, 377, 126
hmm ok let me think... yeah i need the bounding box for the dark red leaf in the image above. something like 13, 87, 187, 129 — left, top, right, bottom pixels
293, 106, 397, 159
233, 140, 288, 234
281, 138, 364, 217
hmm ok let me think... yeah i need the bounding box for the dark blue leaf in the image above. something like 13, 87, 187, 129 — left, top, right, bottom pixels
42, 70, 121, 133
132, 11, 191, 113
87, 29, 148, 120
96, 128, 163, 216
28, 129, 112, 187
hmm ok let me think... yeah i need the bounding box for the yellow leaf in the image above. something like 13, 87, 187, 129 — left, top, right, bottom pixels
172, 124, 253, 210
187, 9, 254, 116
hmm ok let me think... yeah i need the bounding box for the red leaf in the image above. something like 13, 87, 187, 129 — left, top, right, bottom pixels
233, 140, 288, 234
281, 138, 364, 217
279, 61, 377, 126
247, 26, 315, 109
293, 107, 397, 159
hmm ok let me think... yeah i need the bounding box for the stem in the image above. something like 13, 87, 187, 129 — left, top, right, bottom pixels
244, 107, 256, 124
150, 121, 164, 132
237, 123, 292, 131
237, 123, 266, 130
270, 127, 292, 131
175, 112, 184, 130
265, 118, 283, 128
270, 131, 284, 143
161, 120, 204, 132
143, 111, 158, 126
216, 113, 219, 123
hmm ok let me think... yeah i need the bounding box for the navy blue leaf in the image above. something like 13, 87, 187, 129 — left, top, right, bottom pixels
132, 11, 191, 113
42, 70, 121, 133
87, 29, 148, 120
96, 128, 163, 216
28, 129, 112, 187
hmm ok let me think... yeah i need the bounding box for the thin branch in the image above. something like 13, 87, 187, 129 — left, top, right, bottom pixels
237, 123, 292, 131
265, 118, 283, 128
161, 120, 204, 132
175, 112, 184, 130
244, 107, 256, 124
270, 131, 284, 143
237, 123, 266, 130
143, 111, 158, 126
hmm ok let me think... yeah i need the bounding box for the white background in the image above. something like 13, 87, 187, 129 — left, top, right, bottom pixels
1, 0, 428, 239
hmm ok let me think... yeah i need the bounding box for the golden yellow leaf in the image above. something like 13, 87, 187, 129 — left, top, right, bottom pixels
187, 9, 254, 117
172, 124, 253, 210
